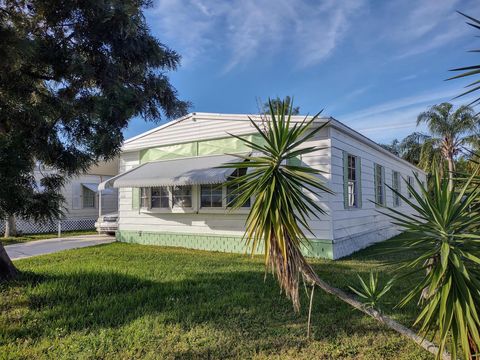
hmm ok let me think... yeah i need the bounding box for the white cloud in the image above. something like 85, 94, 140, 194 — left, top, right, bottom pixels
389, 0, 477, 59
339, 87, 478, 142
146, 0, 365, 71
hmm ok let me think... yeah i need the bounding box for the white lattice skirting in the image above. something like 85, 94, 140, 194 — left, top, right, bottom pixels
0, 218, 96, 235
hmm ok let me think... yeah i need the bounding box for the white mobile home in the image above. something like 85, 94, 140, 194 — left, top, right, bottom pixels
101, 113, 425, 259
2, 160, 119, 235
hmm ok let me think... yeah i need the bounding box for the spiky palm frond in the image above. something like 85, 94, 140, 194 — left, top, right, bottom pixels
349, 272, 394, 310
380, 170, 480, 359
220, 99, 333, 311
448, 12, 480, 106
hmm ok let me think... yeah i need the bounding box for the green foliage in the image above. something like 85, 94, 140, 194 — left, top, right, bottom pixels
222, 98, 333, 310
349, 272, 394, 310
0, 0, 188, 229
448, 12, 480, 105
381, 170, 480, 359
380, 132, 441, 173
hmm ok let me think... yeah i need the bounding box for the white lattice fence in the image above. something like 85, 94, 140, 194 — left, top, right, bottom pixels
0, 218, 96, 235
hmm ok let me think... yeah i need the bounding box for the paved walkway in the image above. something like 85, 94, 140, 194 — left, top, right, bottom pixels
5, 234, 115, 260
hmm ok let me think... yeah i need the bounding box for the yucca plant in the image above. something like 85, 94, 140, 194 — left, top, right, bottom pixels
222, 98, 449, 358
349, 272, 394, 311
380, 170, 480, 359
222, 99, 333, 310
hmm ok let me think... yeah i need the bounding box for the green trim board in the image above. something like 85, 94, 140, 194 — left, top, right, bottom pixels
116, 230, 333, 259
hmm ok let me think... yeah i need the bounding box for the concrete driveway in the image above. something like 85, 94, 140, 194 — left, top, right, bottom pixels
5, 234, 115, 260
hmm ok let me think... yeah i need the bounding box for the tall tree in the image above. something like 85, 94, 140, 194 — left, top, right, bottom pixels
417, 103, 478, 189
261, 96, 300, 115
398, 132, 432, 166
379, 139, 400, 156
0, 0, 189, 280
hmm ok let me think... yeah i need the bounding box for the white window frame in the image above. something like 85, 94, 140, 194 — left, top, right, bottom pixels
346, 154, 360, 208
138, 182, 252, 214
140, 187, 150, 209
172, 185, 193, 209
392, 171, 401, 207
374, 163, 386, 206
82, 186, 96, 208
200, 184, 224, 209
150, 186, 169, 209
407, 175, 414, 199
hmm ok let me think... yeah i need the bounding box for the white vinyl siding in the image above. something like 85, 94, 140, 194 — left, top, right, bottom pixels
117, 116, 427, 259
117, 130, 332, 242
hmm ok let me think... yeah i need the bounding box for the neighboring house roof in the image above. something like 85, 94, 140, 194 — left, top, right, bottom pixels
35, 157, 120, 177
123, 112, 425, 174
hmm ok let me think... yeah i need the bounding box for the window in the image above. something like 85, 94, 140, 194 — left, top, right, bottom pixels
151, 187, 169, 208
392, 171, 401, 207
374, 164, 385, 206
200, 184, 223, 208
407, 176, 414, 199
343, 152, 362, 209
172, 185, 192, 207
83, 186, 95, 208
140, 188, 149, 208
227, 169, 250, 208
346, 154, 360, 208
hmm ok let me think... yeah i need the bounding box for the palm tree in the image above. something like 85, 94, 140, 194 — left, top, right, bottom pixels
417, 102, 478, 189
222, 98, 448, 359
223, 100, 332, 309
398, 132, 431, 166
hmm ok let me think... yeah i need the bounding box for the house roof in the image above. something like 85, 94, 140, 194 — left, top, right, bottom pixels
123, 112, 425, 174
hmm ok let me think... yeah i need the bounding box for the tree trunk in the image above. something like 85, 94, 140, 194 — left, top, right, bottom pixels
447, 155, 455, 191
0, 242, 18, 281
4, 215, 16, 238
298, 261, 451, 360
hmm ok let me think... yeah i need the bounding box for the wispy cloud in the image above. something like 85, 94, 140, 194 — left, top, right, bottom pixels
146, 0, 365, 72
339, 87, 476, 141
388, 0, 474, 59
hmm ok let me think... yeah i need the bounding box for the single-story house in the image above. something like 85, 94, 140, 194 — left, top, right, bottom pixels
100, 113, 426, 259
2, 160, 119, 235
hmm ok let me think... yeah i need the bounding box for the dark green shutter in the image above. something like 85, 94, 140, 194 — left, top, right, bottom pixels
374, 164, 379, 205
356, 157, 362, 208
343, 151, 349, 209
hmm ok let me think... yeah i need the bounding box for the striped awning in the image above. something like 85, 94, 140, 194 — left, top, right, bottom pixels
98, 154, 243, 190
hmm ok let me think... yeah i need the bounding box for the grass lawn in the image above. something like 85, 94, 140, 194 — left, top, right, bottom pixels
0, 242, 431, 359
1, 230, 98, 246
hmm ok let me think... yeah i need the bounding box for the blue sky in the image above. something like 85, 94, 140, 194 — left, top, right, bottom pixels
124, 0, 480, 144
